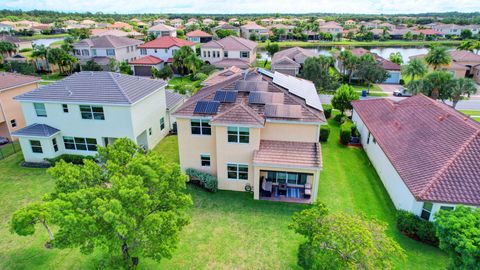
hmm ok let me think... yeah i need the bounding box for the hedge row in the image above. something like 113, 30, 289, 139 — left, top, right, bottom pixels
185, 168, 218, 192
319, 125, 330, 142
323, 104, 333, 119
396, 210, 438, 246
45, 154, 95, 165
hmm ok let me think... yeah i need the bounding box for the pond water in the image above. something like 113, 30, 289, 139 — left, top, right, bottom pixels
258, 46, 435, 63
32, 37, 64, 47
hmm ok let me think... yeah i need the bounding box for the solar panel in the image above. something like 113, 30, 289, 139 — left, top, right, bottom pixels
194, 101, 220, 114
264, 104, 302, 118
235, 81, 268, 92
214, 90, 237, 103
248, 92, 284, 104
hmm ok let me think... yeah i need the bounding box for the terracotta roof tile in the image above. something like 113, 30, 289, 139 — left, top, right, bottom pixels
129, 55, 163, 65
139, 36, 195, 49
211, 103, 265, 126
186, 30, 212, 37
253, 140, 322, 168
0, 72, 39, 91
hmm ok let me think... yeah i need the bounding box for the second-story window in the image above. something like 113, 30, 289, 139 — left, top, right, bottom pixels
240, 51, 249, 58
106, 49, 115, 56
191, 119, 211, 135
34, 103, 47, 117
224, 51, 228, 57
140, 48, 147, 55
227, 127, 249, 143
10, 119, 16, 127
62, 104, 69, 113
92, 49, 97, 56
80, 105, 105, 120
82, 49, 89, 56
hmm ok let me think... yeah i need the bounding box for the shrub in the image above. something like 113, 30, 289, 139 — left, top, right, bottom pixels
350, 124, 360, 137
399, 79, 405, 85
323, 104, 333, 119
45, 154, 95, 165
319, 125, 330, 142
19, 48, 32, 53
185, 168, 218, 192
193, 72, 208, 81
396, 210, 438, 245
333, 114, 347, 123
340, 122, 352, 145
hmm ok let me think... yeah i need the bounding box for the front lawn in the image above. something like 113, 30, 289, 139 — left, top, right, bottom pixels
460, 110, 480, 122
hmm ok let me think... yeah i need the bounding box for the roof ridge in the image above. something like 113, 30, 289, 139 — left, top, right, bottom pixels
237, 102, 265, 125
108, 72, 132, 104
419, 129, 480, 199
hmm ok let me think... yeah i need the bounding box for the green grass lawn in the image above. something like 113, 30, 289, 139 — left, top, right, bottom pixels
0, 142, 21, 160
258, 40, 462, 48
0, 119, 448, 269
18, 33, 70, 41
40, 74, 65, 81
460, 110, 480, 122
254, 59, 271, 70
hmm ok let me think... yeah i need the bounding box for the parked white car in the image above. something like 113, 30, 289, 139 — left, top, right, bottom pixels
393, 87, 412, 97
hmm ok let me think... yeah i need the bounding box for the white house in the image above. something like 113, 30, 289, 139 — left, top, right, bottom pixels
147, 24, 177, 38
12, 72, 170, 163
200, 36, 258, 69
351, 95, 480, 221
240, 22, 269, 40
138, 36, 195, 63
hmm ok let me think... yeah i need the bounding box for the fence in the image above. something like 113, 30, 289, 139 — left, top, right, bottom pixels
0, 141, 20, 160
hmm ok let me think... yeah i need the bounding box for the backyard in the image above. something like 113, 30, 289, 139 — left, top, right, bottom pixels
0, 119, 448, 269
460, 110, 480, 122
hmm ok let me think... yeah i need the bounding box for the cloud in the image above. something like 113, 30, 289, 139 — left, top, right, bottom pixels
1, 0, 479, 14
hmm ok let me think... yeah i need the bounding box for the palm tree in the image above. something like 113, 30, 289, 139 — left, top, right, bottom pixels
389, 52, 403, 65
0, 41, 17, 61
402, 58, 427, 81
422, 71, 453, 100
31, 44, 49, 72
425, 46, 451, 70
458, 40, 480, 54
450, 78, 477, 108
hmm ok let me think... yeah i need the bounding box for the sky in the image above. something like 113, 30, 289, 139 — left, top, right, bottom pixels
1, 0, 479, 14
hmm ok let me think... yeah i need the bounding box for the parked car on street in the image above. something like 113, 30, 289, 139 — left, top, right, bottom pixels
393, 87, 412, 97
0, 137, 9, 145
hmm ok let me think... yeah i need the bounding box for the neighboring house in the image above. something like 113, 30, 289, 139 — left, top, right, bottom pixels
129, 55, 164, 77
91, 29, 144, 39
165, 90, 186, 132
0, 73, 40, 141
344, 20, 356, 26
72, 35, 144, 69
212, 23, 240, 36
0, 35, 32, 51
12, 72, 170, 163
240, 22, 269, 40
174, 69, 325, 203
319, 21, 343, 35
352, 94, 480, 221
202, 66, 243, 86
147, 24, 177, 38
201, 36, 258, 69
186, 30, 213, 43
169, 19, 183, 28
432, 23, 478, 37
202, 18, 215, 25
267, 24, 295, 40
271, 47, 317, 76
335, 48, 401, 84
138, 36, 195, 63
0, 23, 12, 32
80, 19, 97, 28
107, 22, 133, 31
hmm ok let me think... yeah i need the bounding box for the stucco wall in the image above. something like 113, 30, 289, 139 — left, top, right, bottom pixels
261, 122, 320, 143
142, 46, 195, 62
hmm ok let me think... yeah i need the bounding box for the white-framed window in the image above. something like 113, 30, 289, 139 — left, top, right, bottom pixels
80, 105, 105, 120
240, 51, 249, 58
30, 140, 43, 153
63, 136, 97, 151
207, 51, 211, 57
106, 49, 115, 56
203, 51, 206, 57
62, 104, 69, 113
227, 127, 249, 143
34, 103, 47, 117
224, 51, 228, 57
140, 48, 147, 55
92, 49, 97, 56
420, 202, 433, 220
191, 119, 211, 135
201, 154, 211, 167
10, 119, 16, 127
160, 117, 165, 130
227, 163, 248, 180
266, 171, 309, 185
52, 138, 58, 152
81, 49, 89, 56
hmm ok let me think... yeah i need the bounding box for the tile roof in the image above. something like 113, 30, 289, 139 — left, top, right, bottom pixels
352, 94, 480, 205
74, 35, 143, 48
241, 22, 267, 30
0, 72, 39, 91
15, 72, 167, 105
129, 55, 163, 65
211, 103, 265, 126
148, 23, 176, 32
186, 30, 212, 37
202, 36, 258, 51
449, 50, 480, 62
91, 29, 143, 37
211, 58, 251, 69
12, 123, 60, 137
203, 66, 243, 86
165, 90, 185, 110
253, 140, 322, 169
174, 69, 325, 124
349, 48, 400, 71
0, 35, 27, 43
272, 47, 316, 67
139, 36, 195, 49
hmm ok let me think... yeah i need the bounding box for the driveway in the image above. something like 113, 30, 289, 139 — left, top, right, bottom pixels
376, 84, 402, 95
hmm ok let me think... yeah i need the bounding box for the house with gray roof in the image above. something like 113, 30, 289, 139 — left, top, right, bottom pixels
271, 47, 317, 76
73, 35, 143, 70
12, 72, 170, 163
200, 36, 258, 69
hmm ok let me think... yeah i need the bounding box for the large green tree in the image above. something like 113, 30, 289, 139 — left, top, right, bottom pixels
402, 58, 427, 81
435, 206, 480, 270
300, 55, 339, 91
290, 203, 405, 270
331, 84, 359, 115
355, 54, 389, 91
31, 44, 49, 71
173, 46, 202, 75
408, 71, 454, 101
10, 138, 192, 268
389, 52, 403, 65
0, 41, 16, 61
339, 50, 358, 83
449, 78, 478, 108
425, 46, 451, 70
264, 41, 280, 58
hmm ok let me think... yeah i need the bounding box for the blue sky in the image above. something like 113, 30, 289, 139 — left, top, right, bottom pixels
1, 0, 479, 14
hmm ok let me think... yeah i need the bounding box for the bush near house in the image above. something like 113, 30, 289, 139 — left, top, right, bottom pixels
185, 168, 218, 192
319, 125, 331, 142
45, 154, 95, 165
323, 104, 333, 119
396, 210, 438, 246
339, 121, 353, 145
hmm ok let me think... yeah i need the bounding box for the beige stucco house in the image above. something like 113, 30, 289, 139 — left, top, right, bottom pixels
0, 73, 40, 141
201, 36, 258, 69
174, 69, 325, 203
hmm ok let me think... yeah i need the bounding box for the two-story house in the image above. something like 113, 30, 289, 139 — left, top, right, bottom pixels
12, 72, 170, 163
147, 24, 177, 38
73, 35, 143, 70
240, 22, 269, 40
138, 36, 195, 63
319, 21, 344, 36
174, 69, 325, 203
186, 30, 213, 43
200, 36, 258, 69
0, 73, 40, 141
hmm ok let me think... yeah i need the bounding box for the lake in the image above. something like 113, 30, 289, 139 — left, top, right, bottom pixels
32, 37, 64, 47
258, 46, 435, 63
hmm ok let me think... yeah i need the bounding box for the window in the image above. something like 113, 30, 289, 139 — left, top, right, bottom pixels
52, 138, 58, 152
227, 127, 249, 143
207, 51, 211, 57
367, 132, 371, 144
80, 105, 105, 120
149, 128, 152, 135
62, 104, 69, 113
421, 202, 433, 220
223, 51, 228, 57
203, 51, 206, 57
63, 136, 97, 151
373, 136, 377, 144
74, 49, 81, 55
81, 49, 89, 56
30, 140, 42, 153
106, 49, 115, 56
10, 119, 16, 127
160, 117, 165, 130
227, 163, 248, 180
92, 49, 97, 56
201, 154, 211, 167
140, 48, 146, 55
240, 51, 249, 58
266, 171, 308, 185
191, 119, 211, 135
126, 46, 130, 53
34, 103, 47, 117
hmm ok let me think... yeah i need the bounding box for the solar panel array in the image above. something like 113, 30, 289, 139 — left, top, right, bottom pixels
264, 104, 302, 118
194, 101, 220, 114
235, 81, 268, 92
248, 92, 285, 105
214, 90, 238, 103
